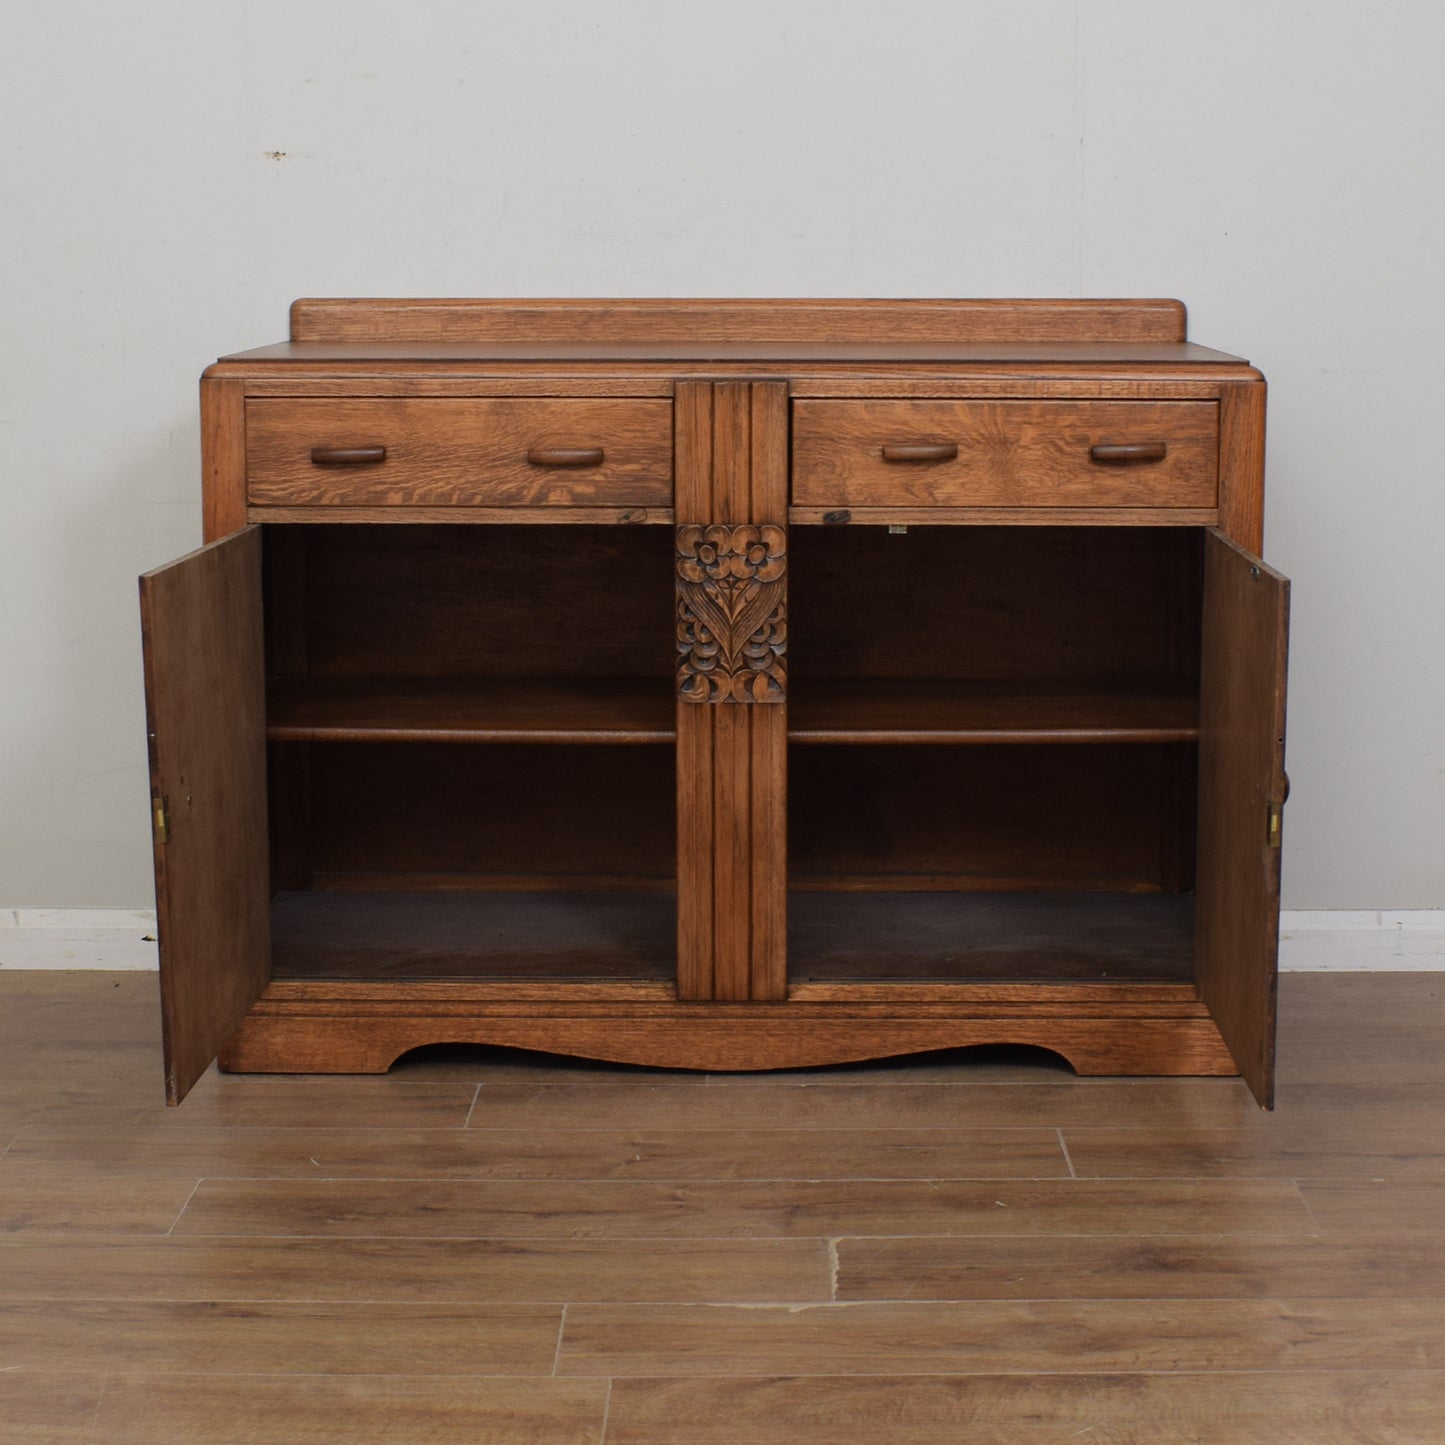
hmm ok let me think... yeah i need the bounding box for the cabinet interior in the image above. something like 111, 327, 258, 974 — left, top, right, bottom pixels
787, 525, 1203, 986
257, 521, 1209, 989
262, 524, 676, 983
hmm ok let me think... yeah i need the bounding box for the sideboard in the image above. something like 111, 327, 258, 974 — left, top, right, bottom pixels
140, 298, 1288, 1105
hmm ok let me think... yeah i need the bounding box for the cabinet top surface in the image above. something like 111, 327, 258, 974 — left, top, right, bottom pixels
219, 339, 1249, 367
209, 299, 1254, 374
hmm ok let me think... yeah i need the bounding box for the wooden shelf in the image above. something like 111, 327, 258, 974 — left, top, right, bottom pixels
270, 888, 677, 982
789, 678, 1199, 744
266, 677, 675, 744
789, 891, 1195, 986
266, 676, 1196, 747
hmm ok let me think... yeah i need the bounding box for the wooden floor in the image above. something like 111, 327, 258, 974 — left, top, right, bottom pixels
0, 972, 1442, 1443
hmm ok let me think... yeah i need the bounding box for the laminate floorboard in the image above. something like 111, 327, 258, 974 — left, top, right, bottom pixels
836, 1232, 1445, 1300
558, 1297, 1445, 1375
0, 1370, 106, 1444
170, 1176, 1315, 1238
465, 1078, 1263, 1130
604, 1372, 1445, 1445
92, 1375, 609, 1445
6, 1123, 1072, 1181
0, 969, 1440, 1444
0, 1237, 831, 1304
0, 1300, 562, 1375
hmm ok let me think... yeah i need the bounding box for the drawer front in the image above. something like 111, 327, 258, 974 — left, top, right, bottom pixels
246, 398, 673, 507
792, 400, 1218, 509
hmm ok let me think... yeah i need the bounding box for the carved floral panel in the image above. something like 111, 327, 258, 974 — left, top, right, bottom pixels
676, 524, 787, 703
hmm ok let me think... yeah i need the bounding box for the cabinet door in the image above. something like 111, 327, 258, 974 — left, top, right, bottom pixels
139, 528, 270, 1102
1197, 530, 1290, 1107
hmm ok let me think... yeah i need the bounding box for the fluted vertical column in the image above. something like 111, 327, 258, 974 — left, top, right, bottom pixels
674, 380, 789, 1002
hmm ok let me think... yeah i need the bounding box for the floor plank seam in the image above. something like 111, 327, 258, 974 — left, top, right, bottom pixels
158, 1231, 1325, 1243
163, 1179, 204, 1235
84, 1372, 110, 1445
64, 1172, 1091, 1184
552, 1304, 568, 1377
1290, 1177, 1328, 1235
598, 1376, 613, 1444
1057, 1128, 1077, 1178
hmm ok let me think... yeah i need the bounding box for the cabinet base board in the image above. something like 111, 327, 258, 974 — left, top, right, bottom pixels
219, 1001, 1239, 1078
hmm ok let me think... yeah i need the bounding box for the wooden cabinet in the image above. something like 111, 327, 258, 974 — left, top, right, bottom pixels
140, 299, 1288, 1105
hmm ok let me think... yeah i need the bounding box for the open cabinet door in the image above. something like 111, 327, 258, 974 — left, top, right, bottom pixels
139, 528, 270, 1102
1197, 530, 1290, 1107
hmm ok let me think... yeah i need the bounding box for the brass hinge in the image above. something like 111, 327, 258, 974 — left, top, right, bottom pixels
1267, 800, 1283, 848
152, 796, 170, 844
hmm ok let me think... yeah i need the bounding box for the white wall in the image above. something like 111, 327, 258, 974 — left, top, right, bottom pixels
2, 0, 1441, 908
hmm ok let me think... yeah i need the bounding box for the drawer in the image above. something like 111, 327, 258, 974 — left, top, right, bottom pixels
791, 400, 1218, 509
245, 398, 673, 508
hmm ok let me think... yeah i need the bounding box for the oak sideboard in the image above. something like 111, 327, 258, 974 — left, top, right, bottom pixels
140, 298, 1288, 1105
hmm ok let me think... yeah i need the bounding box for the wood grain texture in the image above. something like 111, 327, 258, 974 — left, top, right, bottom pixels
1196, 531, 1290, 1106
836, 1233, 1445, 1301
0, 1372, 104, 1445
675, 381, 789, 1002
1299, 1180, 1445, 1236
4, 973, 1444, 1445
1063, 1100, 1445, 1179
1217, 378, 1267, 552
0, 1300, 563, 1375
789, 503, 1220, 526
199, 373, 246, 541
245, 397, 672, 507
247, 504, 673, 525
298, 742, 674, 885
462, 1079, 1263, 1130
275, 523, 673, 681
792, 399, 1218, 508
788, 524, 1201, 683
139, 528, 270, 1103
789, 743, 1179, 892
0, 1173, 198, 1236
558, 1297, 1445, 1376
171, 1177, 1313, 1240
4, 1125, 1069, 1183
266, 677, 675, 744
219, 1006, 1237, 1078
788, 678, 1199, 743
93, 1376, 608, 1445
0, 1237, 830, 1303
289, 296, 1193, 345
605, 1372, 1445, 1445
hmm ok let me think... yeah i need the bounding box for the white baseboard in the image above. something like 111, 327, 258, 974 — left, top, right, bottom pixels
2, 907, 1443, 972
0, 910, 160, 970
1277, 910, 1445, 971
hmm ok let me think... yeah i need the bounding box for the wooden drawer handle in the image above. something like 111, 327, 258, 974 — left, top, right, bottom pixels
881, 442, 958, 464
527, 446, 605, 468
310, 445, 387, 466
1090, 442, 1168, 464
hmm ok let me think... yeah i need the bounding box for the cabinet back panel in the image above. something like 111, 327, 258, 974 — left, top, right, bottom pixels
790, 527, 1202, 683
790, 743, 1188, 892
291, 742, 676, 884
266, 525, 675, 680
